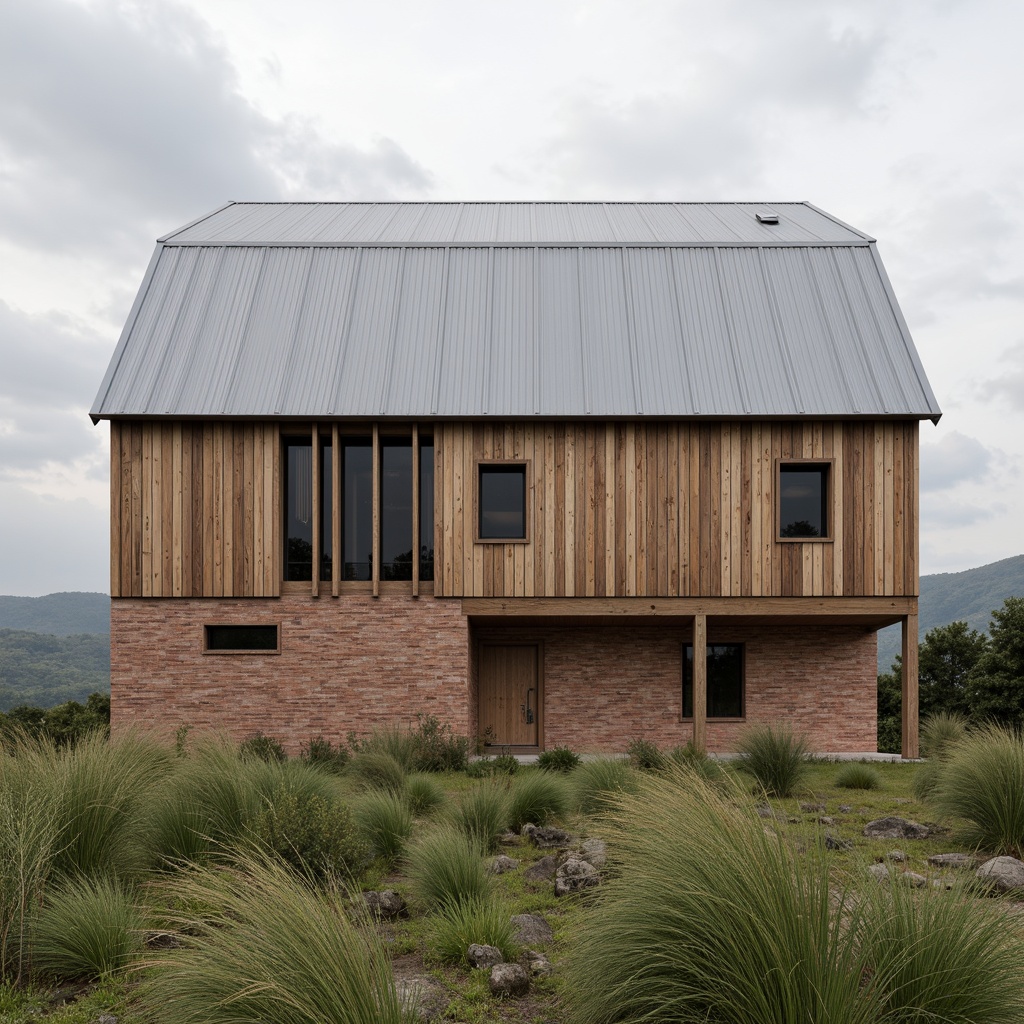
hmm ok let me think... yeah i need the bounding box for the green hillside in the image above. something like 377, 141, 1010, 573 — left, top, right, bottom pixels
0, 629, 110, 710
877, 553, 1024, 671
0, 591, 109, 635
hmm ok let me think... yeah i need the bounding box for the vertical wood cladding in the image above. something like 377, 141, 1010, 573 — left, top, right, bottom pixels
435, 420, 918, 599
110, 421, 280, 598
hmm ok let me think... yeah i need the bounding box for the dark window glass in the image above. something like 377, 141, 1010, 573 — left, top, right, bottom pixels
284, 439, 312, 581
381, 439, 413, 581
343, 439, 372, 580
479, 464, 526, 539
420, 439, 434, 581
779, 464, 829, 538
683, 643, 744, 719
206, 625, 278, 651
320, 440, 333, 582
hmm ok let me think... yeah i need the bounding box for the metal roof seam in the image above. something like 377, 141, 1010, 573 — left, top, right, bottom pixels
666, 248, 699, 415
377, 246, 409, 416
710, 247, 752, 415
429, 247, 453, 417
576, 247, 591, 417
618, 247, 644, 416
754, 246, 804, 415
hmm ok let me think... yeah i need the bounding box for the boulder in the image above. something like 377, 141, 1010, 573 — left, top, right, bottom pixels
928, 852, 978, 869
394, 976, 447, 1021
487, 855, 520, 875
555, 857, 600, 896
863, 817, 929, 840
801, 801, 827, 813
363, 890, 407, 919
511, 913, 553, 945
976, 856, 1024, 894
523, 855, 559, 881
579, 837, 608, 868
489, 962, 530, 998
522, 823, 575, 849
467, 943, 504, 969
824, 832, 853, 851
900, 871, 928, 888
867, 863, 890, 882
525, 950, 554, 976
886, 850, 907, 863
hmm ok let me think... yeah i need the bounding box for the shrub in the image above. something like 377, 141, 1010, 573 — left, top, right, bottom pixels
300, 736, 349, 774
920, 710, 970, 759
31, 877, 143, 981
570, 758, 639, 816
446, 784, 510, 853
667, 743, 732, 787
405, 773, 446, 816
507, 771, 570, 830
626, 738, 667, 772
736, 722, 811, 798
347, 750, 407, 795
239, 732, 287, 763
833, 762, 882, 791
354, 791, 413, 865
565, 770, 1024, 1024
429, 897, 519, 964
410, 715, 469, 773
466, 754, 519, 778
930, 723, 1024, 856
536, 745, 581, 773
140, 853, 406, 1024
405, 826, 491, 911
248, 788, 367, 882
349, 727, 419, 772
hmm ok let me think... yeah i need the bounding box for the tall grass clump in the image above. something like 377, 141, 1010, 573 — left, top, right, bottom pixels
736, 722, 811, 798
31, 877, 143, 981
565, 770, 1024, 1024
626, 738, 667, 772
300, 736, 349, 774
238, 732, 286, 763
833, 762, 882, 791
354, 791, 414, 865
347, 750, 407, 795
536, 745, 581, 773
140, 852, 409, 1024
446, 783, 510, 853
429, 897, 518, 965
507, 771, 570, 830
920, 710, 970, 759
570, 758, 639, 816
405, 826, 490, 911
930, 723, 1024, 856
349, 727, 419, 772
667, 743, 732, 787
405, 773, 445, 816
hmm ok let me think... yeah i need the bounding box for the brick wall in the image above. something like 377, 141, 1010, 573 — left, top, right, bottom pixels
110, 595, 470, 753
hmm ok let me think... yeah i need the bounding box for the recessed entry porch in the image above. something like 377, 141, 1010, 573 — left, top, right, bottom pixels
466, 596, 921, 759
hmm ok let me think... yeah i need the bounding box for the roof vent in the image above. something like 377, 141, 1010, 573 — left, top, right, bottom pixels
755, 209, 779, 224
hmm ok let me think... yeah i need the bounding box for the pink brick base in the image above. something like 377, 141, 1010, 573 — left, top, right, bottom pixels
111, 598, 877, 755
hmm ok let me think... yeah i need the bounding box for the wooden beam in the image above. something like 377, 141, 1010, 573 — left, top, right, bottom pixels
412, 423, 420, 597
372, 423, 380, 598
901, 611, 920, 759
692, 613, 707, 754
332, 423, 340, 598
311, 422, 320, 599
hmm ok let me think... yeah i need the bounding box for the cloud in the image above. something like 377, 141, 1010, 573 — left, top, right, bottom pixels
981, 342, 1024, 412
0, 0, 431, 264
919, 430, 992, 491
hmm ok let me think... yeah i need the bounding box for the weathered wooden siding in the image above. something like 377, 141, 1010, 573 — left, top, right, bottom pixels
110, 421, 280, 598
434, 420, 917, 599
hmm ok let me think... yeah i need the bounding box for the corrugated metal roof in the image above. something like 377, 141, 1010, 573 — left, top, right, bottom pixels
92, 202, 940, 422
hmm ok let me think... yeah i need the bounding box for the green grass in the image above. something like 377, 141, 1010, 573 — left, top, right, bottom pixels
506, 770, 570, 830
569, 758, 639, 815
354, 790, 414, 865
347, 750, 408, 794
736, 722, 811, 798
446, 783, 510, 853
428, 897, 519, 964
920, 711, 970, 759
405, 773, 446, 816
833, 762, 883, 791
405, 825, 491, 911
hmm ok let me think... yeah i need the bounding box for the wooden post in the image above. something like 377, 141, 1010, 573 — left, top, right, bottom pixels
901, 612, 919, 758
692, 613, 707, 754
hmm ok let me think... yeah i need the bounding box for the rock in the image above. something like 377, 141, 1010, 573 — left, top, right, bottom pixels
756, 803, 785, 821
886, 850, 907, 863
511, 913, 554, 945
863, 817, 929, 840
824, 832, 852, 851
522, 823, 574, 848
97, 1016, 119, 1024
976, 856, 1024, 894
467, 943, 504, 969
555, 857, 600, 896
838, 804, 852, 813
818, 816, 836, 826
801, 801, 826, 812
394, 976, 447, 1021
900, 871, 928, 888
363, 890, 407, 919
523, 855, 559, 881
579, 837, 607, 868
487, 855, 520, 875
867, 863, 890, 882
928, 852, 978, 869
499, 830, 521, 846
489, 962, 530, 998
525, 950, 554, 976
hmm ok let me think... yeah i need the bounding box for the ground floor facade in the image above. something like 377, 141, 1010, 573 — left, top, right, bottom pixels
110, 593, 909, 756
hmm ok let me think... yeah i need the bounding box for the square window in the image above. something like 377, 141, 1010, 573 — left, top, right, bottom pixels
682, 643, 744, 719
779, 463, 830, 538
478, 464, 527, 540
205, 625, 279, 653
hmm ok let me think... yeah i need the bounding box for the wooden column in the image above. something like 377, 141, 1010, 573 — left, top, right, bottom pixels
692, 613, 707, 753
901, 612, 919, 758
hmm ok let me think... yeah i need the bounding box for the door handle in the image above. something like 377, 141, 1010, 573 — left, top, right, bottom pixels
525, 687, 535, 725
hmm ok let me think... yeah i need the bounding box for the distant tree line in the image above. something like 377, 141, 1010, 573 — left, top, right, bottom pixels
0, 629, 109, 711
878, 596, 1024, 752
0, 691, 110, 747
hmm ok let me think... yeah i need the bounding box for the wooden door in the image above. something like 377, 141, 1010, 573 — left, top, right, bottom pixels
478, 644, 540, 748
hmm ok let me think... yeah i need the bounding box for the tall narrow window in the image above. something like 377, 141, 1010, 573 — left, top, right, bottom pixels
343, 439, 372, 580
381, 438, 413, 581
420, 438, 434, 581
779, 463, 830, 539
284, 438, 313, 581
683, 644, 744, 719
478, 463, 527, 540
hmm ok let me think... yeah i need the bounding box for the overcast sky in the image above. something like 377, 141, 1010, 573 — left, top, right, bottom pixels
1, 0, 1022, 596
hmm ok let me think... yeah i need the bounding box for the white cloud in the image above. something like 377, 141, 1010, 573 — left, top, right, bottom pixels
919, 430, 993, 492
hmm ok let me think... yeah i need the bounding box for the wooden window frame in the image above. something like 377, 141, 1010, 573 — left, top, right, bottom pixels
475, 459, 530, 544
681, 641, 745, 722
204, 623, 281, 655
775, 458, 835, 543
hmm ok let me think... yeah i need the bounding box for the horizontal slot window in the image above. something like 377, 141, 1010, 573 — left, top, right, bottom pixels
205, 625, 279, 653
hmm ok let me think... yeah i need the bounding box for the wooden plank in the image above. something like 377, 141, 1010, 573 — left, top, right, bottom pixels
830, 422, 842, 596
564, 423, 577, 596
524, 425, 536, 597
243, 424, 254, 596
902, 611, 920, 758
614, 423, 626, 595
892, 421, 904, 597
654, 424, 667, 594
604, 423, 615, 596
731, 423, 742, 597
709, 425, 722, 596
821, 423, 833, 596
883, 422, 895, 595
667, 422, 679, 596
172, 423, 183, 596
141, 424, 153, 597
464, 422, 475, 597
439, 424, 451, 596
577, 424, 589, 598
250, 424, 263, 597
853, 423, 865, 596
644, 424, 657, 594
108, 423, 122, 597
908, 422, 919, 595
749, 423, 761, 597
692, 613, 707, 753
873, 422, 884, 595
592, 425, 605, 597
690, 424, 702, 596
191, 425, 204, 597
232, 424, 245, 597
269, 423, 281, 598
514, 423, 526, 598
554, 423, 566, 596
624, 424, 636, 596
451, 424, 463, 595
372, 423, 380, 598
